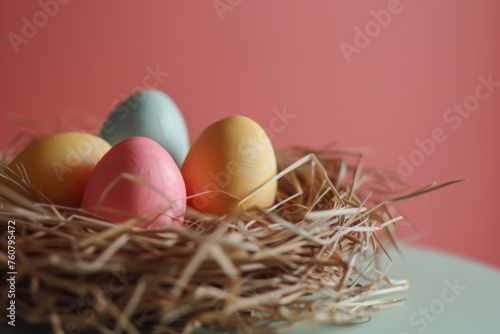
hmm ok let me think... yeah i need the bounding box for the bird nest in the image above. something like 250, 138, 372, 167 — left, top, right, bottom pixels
0, 141, 457, 334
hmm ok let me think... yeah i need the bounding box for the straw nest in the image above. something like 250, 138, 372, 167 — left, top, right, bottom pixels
0, 138, 459, 334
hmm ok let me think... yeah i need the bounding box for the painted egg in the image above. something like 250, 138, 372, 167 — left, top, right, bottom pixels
99, 89, 190, 167
181, 115, 277, 215
81, 136, 186, 229
2, 133, 110, 207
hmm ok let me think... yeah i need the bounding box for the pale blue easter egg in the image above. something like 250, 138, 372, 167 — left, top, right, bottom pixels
100, 89, 190, 167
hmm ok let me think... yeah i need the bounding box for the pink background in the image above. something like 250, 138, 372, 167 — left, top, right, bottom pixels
1, 1, 499, 267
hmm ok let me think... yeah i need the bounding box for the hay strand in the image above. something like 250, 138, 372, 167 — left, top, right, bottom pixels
0, 143, 462, 333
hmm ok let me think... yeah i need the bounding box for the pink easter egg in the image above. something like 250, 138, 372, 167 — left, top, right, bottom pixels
82, 136, 186, 229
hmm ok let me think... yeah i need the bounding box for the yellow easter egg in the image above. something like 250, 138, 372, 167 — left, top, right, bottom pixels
2, 132, 111, 207
181, 115, 277, 215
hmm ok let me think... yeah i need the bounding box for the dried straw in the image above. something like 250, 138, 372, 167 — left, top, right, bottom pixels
0, 140, 462, 334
